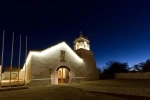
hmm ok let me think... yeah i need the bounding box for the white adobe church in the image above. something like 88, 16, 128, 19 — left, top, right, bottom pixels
1, 32, 99, 86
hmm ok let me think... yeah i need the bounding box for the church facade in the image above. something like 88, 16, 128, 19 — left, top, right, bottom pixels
21, 33, 99, 85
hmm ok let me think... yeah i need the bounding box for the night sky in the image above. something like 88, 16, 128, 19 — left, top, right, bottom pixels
0, 0, 150, 69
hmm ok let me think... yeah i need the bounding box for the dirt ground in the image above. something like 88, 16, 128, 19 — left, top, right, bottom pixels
0, 79, 150, 100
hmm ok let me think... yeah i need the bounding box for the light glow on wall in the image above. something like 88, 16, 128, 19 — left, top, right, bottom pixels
31, 42, 83, 62
22, 51, 34, 70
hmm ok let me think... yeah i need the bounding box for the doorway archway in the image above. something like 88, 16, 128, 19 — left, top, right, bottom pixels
56, 66, 70, 83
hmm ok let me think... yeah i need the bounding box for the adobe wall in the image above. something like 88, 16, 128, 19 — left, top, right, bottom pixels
75, 49, 99, 80
115, 72, 150, 79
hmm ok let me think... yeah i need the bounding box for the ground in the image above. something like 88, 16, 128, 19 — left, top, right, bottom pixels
0, 85, 129, 100
0, 79, 150, 100
74, 79, 150, 97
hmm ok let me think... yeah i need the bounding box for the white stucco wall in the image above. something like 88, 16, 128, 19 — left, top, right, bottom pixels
31, 42, 84, 84
21, 51, 33, 83
19, 69, 25, 80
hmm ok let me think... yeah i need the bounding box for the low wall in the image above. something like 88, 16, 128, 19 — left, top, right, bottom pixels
115, 72, 150, 79
1, 80, 24, 86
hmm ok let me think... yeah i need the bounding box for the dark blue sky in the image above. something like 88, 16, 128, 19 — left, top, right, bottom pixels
0, 0, 150, 68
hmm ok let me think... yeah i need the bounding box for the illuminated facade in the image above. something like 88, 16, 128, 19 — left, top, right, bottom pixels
21, 33, 99, 85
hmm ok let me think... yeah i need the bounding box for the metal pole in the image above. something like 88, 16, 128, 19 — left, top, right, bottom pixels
0, 30, 5, 88
9, 32, 14, 87
24, 36, 27, 85
17, 34, 21, 87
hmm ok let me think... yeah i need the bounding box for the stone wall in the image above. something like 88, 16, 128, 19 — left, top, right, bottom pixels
115, 72, 150, 79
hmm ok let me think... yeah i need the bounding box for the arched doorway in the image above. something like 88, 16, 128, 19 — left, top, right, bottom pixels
56, 66, 70, 83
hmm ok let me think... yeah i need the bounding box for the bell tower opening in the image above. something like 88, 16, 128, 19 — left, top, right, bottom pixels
73, 31, 90, 51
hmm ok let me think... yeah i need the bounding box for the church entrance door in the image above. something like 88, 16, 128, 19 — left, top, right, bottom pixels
57, 66, 70, 83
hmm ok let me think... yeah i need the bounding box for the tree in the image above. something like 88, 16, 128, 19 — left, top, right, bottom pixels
103, 61, 129, 74
131, 64, 143, 72
132, 59, 150, 72
97, 67, 102, 73
97, 67, 102, 79
142, 59, 150, 72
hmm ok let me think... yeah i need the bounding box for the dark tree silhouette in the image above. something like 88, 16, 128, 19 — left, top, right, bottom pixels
99, 59, 150, 79
103, 61, 129, 74
97, 67, 102, 79
142, 59, 150, 72
131, 59, 150, 72
131, 63, 143, 72
97, 67, 102, 73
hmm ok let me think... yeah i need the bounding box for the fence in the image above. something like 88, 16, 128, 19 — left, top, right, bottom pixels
115, 72, 150, 79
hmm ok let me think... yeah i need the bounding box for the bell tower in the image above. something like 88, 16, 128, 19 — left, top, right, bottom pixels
73, 31, 90, 51
73, 31, 99, 80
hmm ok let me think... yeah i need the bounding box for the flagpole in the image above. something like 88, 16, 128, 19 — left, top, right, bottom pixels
17, 34, 21, 87
24, 36, 27, 85
9, 32, 14, 87
0, 30, 5, 88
